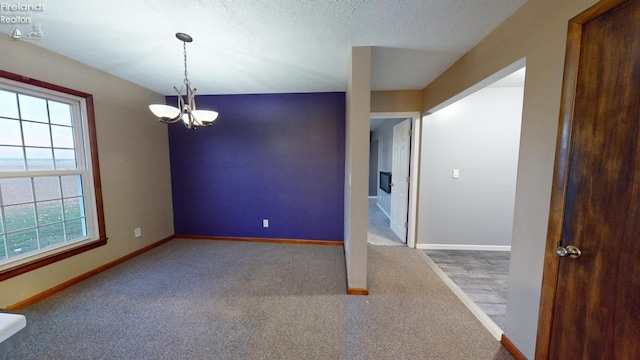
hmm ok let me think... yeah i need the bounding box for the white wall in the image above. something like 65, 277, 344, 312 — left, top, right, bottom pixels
418, 86, 523, 248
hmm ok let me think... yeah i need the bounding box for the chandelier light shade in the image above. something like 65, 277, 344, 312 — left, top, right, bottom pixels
149, 32, 218, 129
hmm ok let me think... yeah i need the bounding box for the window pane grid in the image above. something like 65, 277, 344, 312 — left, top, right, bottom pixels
1, 218, 85, 235
18, 118, 73, 129
1, 90, 77, 173
0, 76, 100, 273
2, 144, 75, 151
17, 120, 74, 149
0, 218, 87, 258
0, 173, 89, 261
6, 145, 76, 151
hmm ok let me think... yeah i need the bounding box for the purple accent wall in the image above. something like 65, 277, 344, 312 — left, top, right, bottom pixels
168, 92, 345, 241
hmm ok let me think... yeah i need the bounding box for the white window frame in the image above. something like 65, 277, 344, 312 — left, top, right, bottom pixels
0, 72, 106, 280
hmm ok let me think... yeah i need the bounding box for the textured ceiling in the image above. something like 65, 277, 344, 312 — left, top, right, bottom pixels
0, 0, 527, 95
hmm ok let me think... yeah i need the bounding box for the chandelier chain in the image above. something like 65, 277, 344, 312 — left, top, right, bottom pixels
183, 41, 190, 87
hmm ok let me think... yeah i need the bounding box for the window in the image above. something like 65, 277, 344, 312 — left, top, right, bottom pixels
0, 71, 106, 281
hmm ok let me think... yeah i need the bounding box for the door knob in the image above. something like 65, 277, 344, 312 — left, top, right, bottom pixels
556, 243, 582, 259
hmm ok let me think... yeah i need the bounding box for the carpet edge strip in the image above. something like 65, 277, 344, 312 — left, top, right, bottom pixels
416, 250, 503, 340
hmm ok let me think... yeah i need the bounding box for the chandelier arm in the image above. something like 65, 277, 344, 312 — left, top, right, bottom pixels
149, 32, 213, 129
175, 85, 185, 109
189, 87, 203, 127
190, 87, 197, 111
161, 86, 184, 123
160, 117, 182, 124
181, 85, 193, 129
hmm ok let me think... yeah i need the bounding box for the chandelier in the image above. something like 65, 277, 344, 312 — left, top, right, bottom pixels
149, 33, 218, 129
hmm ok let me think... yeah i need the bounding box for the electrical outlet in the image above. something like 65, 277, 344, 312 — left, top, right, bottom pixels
262, 219, 269, 228
134, 227, 142, 238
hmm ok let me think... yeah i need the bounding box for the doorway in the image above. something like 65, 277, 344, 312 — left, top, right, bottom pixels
419, 64, 526, 336
368, 112, 421, 248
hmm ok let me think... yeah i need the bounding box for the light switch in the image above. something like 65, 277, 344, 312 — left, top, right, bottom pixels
452, 169, 460, 179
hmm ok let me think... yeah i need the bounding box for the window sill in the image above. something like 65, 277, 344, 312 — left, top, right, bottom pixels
0, 237, 107, 282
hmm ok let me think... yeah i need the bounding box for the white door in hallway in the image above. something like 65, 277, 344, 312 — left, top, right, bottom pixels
390, 118, 411, 242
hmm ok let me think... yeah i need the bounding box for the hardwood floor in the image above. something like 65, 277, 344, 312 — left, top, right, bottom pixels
424, 250, 510, 329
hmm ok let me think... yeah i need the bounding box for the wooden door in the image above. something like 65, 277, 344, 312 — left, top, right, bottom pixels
536, 0, 640, 359
390, 118, 411, 243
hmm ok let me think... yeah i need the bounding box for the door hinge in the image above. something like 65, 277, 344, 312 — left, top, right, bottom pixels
407, 176, 410, 183
408, 129, 413, 136
405, 222, 408, 228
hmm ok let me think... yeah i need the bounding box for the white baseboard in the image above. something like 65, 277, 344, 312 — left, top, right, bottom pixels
368, 196, 377, 199
417, 250, 503, 341
376, 203, 391, 220
416, 244, 511, 251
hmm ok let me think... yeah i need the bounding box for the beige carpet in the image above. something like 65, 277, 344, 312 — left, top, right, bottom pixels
3, 239, 512, 360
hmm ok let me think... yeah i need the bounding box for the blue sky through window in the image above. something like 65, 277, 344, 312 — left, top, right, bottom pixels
0, 90, 76, 172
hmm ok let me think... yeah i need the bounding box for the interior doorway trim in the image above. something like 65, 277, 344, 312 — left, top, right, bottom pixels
370, 111, 421, 248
